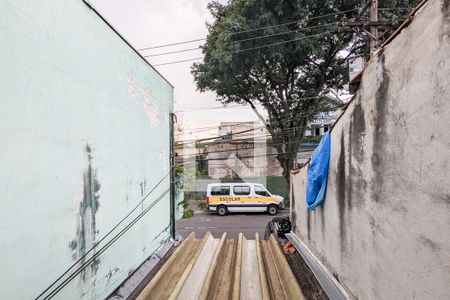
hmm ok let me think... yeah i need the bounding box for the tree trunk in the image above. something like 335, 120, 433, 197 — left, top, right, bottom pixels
282, 164, 291, 198
279, 152, 297, 202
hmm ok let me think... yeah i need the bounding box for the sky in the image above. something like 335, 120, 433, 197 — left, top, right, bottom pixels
89, 0, 264, 137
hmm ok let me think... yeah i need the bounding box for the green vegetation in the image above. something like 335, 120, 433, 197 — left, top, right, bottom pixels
182, 208, 194, 219
198, 200, 209, 211
178, 198, 194, 219
195, 142, 207, 148
302, 135, 323, 143
195, 153, 209, 178
175, 165, 185, 176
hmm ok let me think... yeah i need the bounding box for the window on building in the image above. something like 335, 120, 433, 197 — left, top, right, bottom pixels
211, 186, 230, 196
315, 127, 321, 136
324, 126, 329, 132
254, 185, 270, 196
233, 185, 250, 195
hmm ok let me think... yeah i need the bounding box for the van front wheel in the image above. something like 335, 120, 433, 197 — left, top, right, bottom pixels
267, 205, 278, 215
217, 205, 228, 216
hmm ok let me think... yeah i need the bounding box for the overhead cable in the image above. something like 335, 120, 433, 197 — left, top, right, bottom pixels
144, 22, 338, 58
153, 30, 335, 66
175, 111, 327, 145
41, 188, 170, 299
138, 8, 359, 51
36, 174, 171, 299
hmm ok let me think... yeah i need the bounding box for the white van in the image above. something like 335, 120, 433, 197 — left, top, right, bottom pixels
206, 183, 285, 216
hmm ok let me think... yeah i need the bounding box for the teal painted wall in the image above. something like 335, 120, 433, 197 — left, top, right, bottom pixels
0, 0, 173, 299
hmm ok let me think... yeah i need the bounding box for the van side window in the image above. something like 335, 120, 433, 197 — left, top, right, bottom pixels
233, 186, 250, 195
255, 186, 269, 196
211, 186, 230, 196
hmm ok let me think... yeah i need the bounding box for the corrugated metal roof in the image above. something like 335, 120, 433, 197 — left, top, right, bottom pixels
136, 232, 305, 300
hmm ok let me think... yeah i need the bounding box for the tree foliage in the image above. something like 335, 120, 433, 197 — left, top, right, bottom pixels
192, 0, 417, 184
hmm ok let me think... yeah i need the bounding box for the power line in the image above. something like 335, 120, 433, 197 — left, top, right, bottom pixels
176, 127, 322, 157
176, 138, 319, 158
175, 95, 336, 120
175, 104, 248, 112
226, 22, 338, 45
152, 29, 335, 67
177, 121, 266, 134
138, 38, 206, 51
139, 7, 359, 52
144, 46, 201, 58
177, 124, 305, 145
144, 22, 338, 58
227, 8, 358, 37
181, 127, 218, 135
41, 188, 170, 299
232, 30, 333, 54
177, 126, 260, 144
154, 57, 203, 66
176, 128, 329, 150
176, 134, 301, 151
178, 150, 302, 162
175, 111, 337, 145
36, 173, 170, 299
175, 111, 325, 145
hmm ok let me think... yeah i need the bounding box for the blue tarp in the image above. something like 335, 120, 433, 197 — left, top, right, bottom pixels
306, 131, 331, 210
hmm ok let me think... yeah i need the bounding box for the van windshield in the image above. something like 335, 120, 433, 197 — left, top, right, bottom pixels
211, 186, 230, 196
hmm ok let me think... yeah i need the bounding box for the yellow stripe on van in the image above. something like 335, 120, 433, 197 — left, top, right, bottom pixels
208, 196, 278, 204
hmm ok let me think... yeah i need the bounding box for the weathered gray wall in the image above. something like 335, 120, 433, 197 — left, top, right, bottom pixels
0, 1, 173, 299
291, 0, 450, 299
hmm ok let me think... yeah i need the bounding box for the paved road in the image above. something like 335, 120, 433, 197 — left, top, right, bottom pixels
175, 210, 289, 240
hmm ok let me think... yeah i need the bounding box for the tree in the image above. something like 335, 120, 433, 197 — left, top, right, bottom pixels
192, 0, 417, 187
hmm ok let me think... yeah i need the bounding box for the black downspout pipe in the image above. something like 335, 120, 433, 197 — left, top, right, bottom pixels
169, 113, 176, 239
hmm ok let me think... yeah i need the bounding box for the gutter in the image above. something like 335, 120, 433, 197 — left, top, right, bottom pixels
285, 232, 350, 300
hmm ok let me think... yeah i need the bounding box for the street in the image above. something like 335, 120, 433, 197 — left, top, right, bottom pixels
175, 210, 289, 240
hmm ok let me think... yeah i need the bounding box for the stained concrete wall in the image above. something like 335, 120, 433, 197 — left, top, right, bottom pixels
0, 1, 173, 299
290, 0, 450, 299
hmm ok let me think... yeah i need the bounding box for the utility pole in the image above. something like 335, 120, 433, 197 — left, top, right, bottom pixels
370, 0, 379, 55
339, 0, 398, 56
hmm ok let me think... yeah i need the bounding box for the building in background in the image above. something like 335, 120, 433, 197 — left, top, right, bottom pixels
207, 140, 283, 178
218, 121, 268, 140
206, 113, 340, 178
304, 110, 341, 138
